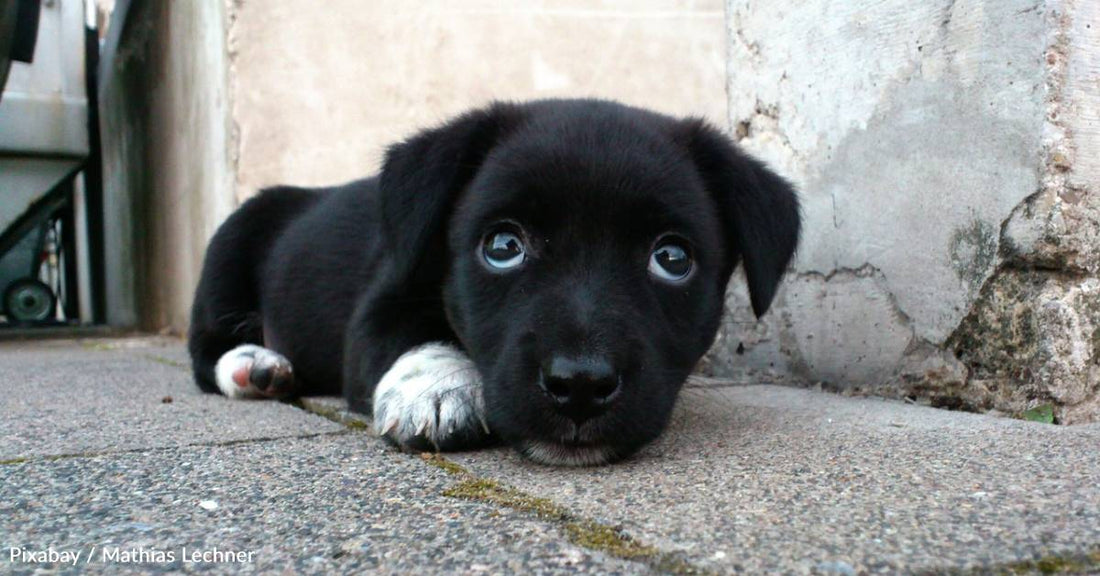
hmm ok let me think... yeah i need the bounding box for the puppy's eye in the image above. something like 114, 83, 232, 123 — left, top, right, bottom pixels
482, 228, 526, 270
649, 241, 693, 282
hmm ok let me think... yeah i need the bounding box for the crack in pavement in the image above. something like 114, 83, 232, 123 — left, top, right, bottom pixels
932, 546, 1100, 575
291, 398, 712, 575
0, 431, 352, 466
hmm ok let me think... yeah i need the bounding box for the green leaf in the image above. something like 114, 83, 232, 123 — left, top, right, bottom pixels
1022, 404, 1055, 424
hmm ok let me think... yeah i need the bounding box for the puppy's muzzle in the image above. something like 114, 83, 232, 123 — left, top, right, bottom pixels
538, 355, 622, 425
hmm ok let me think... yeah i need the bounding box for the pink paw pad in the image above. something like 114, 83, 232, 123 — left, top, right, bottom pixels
232, 363, 253, 388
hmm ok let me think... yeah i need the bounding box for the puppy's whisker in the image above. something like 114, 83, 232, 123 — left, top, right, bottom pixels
231, 319, 255, 335
212, 311, 245, 324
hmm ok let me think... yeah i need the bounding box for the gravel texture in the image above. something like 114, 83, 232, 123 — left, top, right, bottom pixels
1, 435, 638, 574
3, 337, 1098, 574
0, 339, 343, 460
453, 386, 1100, 574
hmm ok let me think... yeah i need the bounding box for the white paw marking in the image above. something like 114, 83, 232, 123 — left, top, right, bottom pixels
214, 344, 292, 399
372, 343, 489, 449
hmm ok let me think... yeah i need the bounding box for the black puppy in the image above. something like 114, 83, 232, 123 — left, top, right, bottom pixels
188, 99, 800, 466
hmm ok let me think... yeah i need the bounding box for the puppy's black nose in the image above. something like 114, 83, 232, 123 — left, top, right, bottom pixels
539, 355, 622, 423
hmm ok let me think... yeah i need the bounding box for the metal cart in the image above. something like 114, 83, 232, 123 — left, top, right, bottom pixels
1, 0, 93, 326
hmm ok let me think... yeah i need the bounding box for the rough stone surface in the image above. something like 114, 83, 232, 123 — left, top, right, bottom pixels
712, 0, 1100, 421
0, 338, 344, 460
1002, 0, 1100, 275
949, 271, 1100, 423
454, 385, 1100, 574
3, 338, 1099, 574
1, 435, 638, 574
0, 338, 636, 574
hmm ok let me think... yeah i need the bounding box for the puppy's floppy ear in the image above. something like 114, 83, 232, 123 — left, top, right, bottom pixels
678, 119, 802, 317
379, 102, 523, 283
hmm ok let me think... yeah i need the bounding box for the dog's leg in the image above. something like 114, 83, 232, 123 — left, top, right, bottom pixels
188, 185, 321, 395
214, 344, 295, 399
372, 343, 491, 451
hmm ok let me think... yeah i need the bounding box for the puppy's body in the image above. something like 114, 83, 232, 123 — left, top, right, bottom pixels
189, 99, 801, 465
190, 181, 371, 395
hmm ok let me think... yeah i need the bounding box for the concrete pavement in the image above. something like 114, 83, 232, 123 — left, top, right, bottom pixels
1, 337, 1097, 574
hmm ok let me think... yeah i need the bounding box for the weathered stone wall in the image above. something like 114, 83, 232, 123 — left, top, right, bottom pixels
707, 0, 1099, 423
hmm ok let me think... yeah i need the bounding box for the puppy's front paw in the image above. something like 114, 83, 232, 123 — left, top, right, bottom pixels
372, 343, 491, 451
214, 344, 295, 399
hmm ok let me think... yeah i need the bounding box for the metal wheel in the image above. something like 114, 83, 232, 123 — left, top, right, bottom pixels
3, 277, 55, 323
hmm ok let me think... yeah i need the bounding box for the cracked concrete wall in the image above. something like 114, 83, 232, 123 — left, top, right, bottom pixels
709, 0, 1099, 423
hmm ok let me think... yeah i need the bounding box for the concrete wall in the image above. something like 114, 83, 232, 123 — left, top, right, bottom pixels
99, 0, 236, 329
226, 0, 727, 197
705, 0, 1099, 422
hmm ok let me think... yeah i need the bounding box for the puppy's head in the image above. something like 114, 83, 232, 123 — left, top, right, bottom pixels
380, 100, 800, 465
